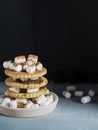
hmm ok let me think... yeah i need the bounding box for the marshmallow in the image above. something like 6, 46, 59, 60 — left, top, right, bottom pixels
31, 104, 39, 109
62, 91, 71, 98
9, 63, 22, 72
0, 95, 4, 104
27, 54, 38, 63
26, 64, 36, 73
88, 89, 95, 97
24, 101, 33, 109
22, 63, 28, 70
9, 100, 17, 108
9, 87, 20, 93
12, 77, 17, 81
1, 98, 11, 106
9, 63, 15, 70
27, 88, 39, 93
4, 91, 8, 96
66, 86, 76, 91
16, 98, 27, 104
26, 60, 33, 65
36, 95, 46, 104
30, 77, 39, 80
0, 99, 3, 104
36, 62, 43, 70
13, 63, 22, 72
81, 96, 91, 104
40, 95, 54, 106
3, 60, 11, 69
20, 78, 28, 81
14, 55, 26, 64
74, 91, 83, 97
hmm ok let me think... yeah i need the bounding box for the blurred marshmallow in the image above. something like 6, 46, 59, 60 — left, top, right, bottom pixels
14, 55, 26, 64
31, 104, 39, 109
3, 60, 11, 69
4, 91, 8, 96
26, 64, 36, 73
27, 88, 39, 93
36, 95, 46, 104
88, 89, 95, 97
66, 86, 76, 91
36, 62, 43, 70
1, 97, 11, 106
0, 95, 4, 104
81, 96, 91, 104
74, 91, 83, 97
62, 91, 71, 98
27, 54, 38, 63
9, 100, 17, 108
40, 95, 54, 106
16, 98, 27, 104
24, 101, 33, 109
9, 87, 20, 93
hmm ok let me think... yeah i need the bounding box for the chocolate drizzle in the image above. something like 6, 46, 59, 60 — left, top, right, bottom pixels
16, 77, 43, 84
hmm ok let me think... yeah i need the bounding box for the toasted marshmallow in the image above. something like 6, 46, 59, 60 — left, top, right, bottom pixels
24, 101, 33, 109
22, 62, 28, 70
9, 100, 17, 108
1, 97, 11, 106
14, 55, 26, 64
9, 63, 15, 70
3, 60, 12, 69
27, 54, 38, 63
13, 63, 22, 72
26, 64, 36, 73
9, 87, 20, 93
36, 95, 46, 104
26, 60, 33, 65
36, 62, 43, 70
16, 98, 27, 104
27, 88, 39, 93
31, 104, 39, 109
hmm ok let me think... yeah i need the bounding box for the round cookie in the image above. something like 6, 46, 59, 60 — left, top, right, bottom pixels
6, 87, 49, 98
5, 77, 48, 89
5, 67, 47, 78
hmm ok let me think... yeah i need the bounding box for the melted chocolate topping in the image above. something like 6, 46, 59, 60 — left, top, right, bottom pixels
16, 77, 43, 84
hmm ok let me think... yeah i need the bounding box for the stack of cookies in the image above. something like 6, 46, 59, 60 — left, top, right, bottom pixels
2, 54, 54, 109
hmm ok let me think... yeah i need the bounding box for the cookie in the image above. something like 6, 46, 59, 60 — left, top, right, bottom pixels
5, 67, 47, 78
7, 87, 49, 99
5, 77, 48, 89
